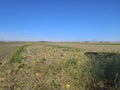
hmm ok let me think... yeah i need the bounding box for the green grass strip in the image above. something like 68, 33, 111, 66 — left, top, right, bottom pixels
9, 45, 25, 63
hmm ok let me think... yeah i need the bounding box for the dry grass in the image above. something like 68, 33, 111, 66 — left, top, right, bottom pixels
41, 42, 120, 52
0, 42, 120, 90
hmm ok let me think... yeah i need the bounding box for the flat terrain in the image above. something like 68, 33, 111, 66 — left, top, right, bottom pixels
41, 42, 120, 52
0, 42, 120, 90
0, 42, 23, 64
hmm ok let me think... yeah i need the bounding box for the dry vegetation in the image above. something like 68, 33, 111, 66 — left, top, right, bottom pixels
42, 42, 120, 52
0, 42, 120, 90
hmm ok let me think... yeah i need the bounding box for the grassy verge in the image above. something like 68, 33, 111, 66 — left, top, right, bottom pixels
9, 45, 25, 63
40, 43, 82, 52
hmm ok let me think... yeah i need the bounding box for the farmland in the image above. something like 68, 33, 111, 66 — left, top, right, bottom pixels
0, 42, 23, 65
0, 42, 120, 90
41, 42, 120, 52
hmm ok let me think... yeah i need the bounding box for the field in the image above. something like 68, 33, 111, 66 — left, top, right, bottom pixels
0, 42, 120, 90
0, 42, 23, 65
41, 42, 120, 52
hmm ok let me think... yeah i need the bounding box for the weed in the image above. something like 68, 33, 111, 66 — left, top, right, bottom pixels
40, 58, 46, 64
67, 58, 78, 66
18, 63, 30, 69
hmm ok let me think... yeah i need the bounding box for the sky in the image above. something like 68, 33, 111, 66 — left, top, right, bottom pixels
0, 0, 120, 41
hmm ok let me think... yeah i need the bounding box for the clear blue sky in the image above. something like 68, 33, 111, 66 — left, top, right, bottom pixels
0, 0, 120, 41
